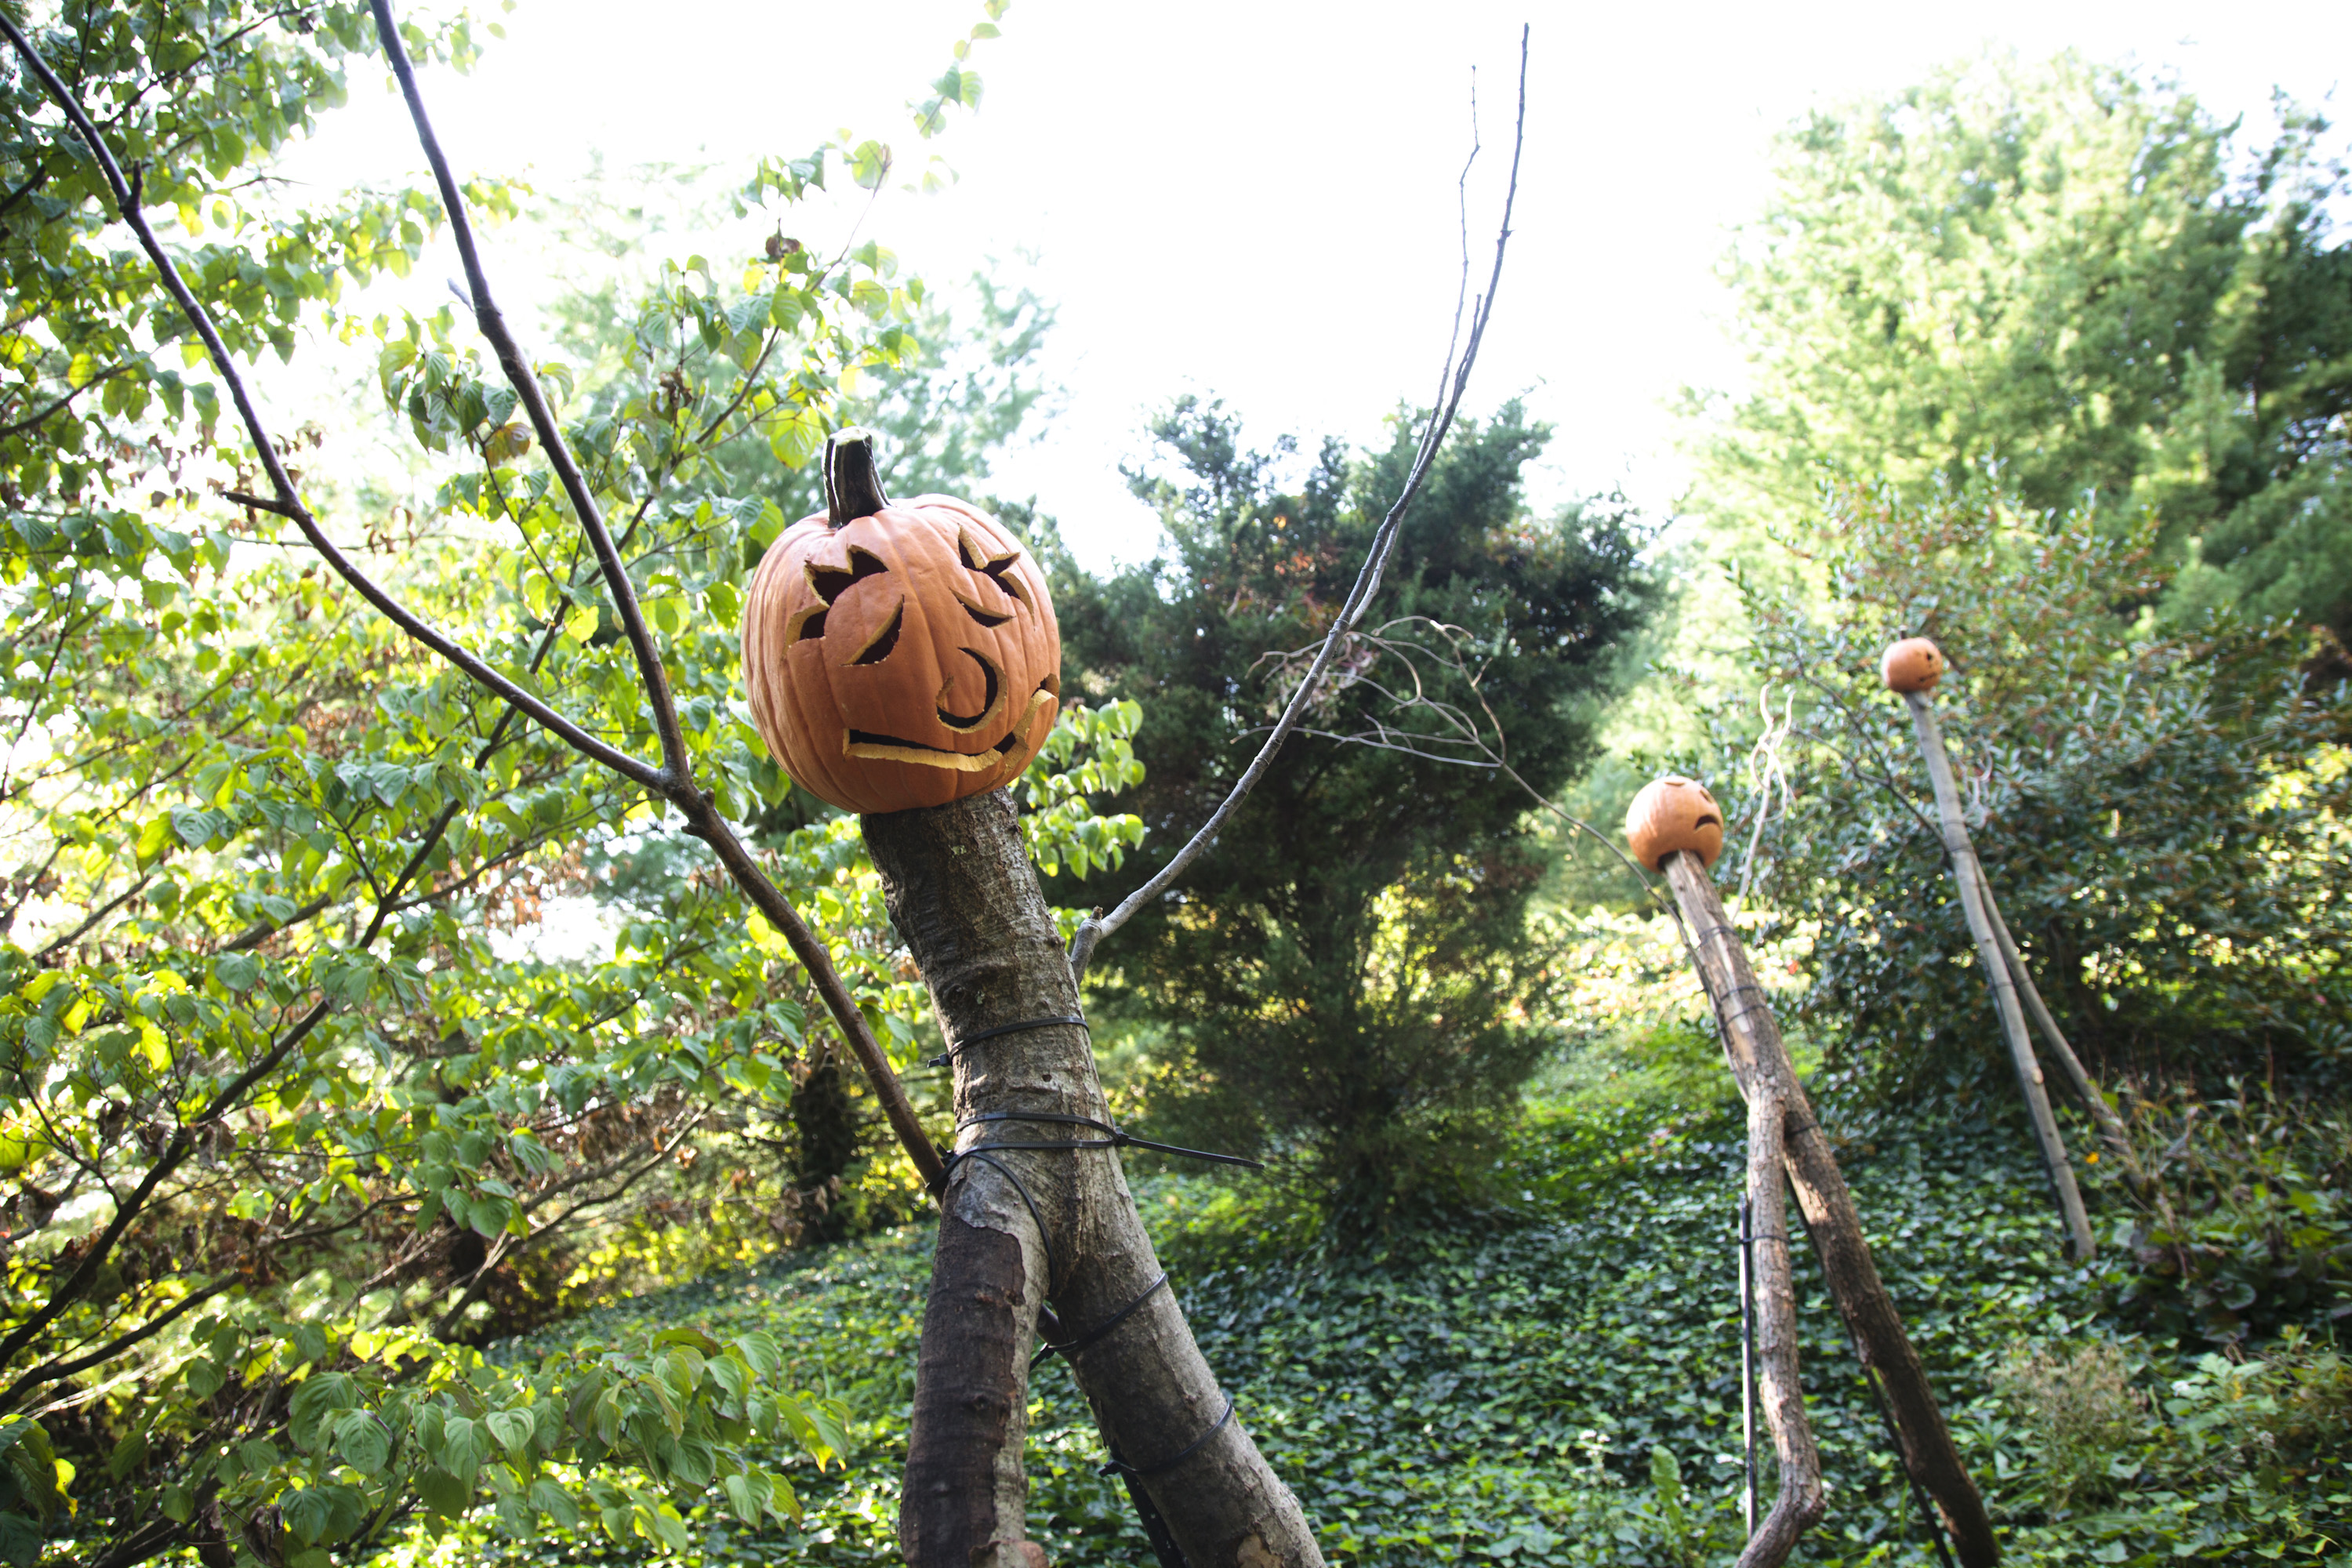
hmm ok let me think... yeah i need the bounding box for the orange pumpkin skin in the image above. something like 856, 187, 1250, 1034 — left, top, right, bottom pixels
1625, 775, 1725, 872
1880, 637, 1947, 694
742, 494, 1061, 815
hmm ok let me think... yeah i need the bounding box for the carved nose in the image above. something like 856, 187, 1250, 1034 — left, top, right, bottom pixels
936, 649, 1001, 731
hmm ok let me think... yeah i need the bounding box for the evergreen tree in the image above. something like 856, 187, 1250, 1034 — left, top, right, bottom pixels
1047, 399, 1651, 1214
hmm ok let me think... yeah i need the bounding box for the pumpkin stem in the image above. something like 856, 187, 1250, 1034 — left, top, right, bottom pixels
823, 427, 891, 527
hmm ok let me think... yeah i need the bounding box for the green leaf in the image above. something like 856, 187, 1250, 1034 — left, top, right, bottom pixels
335, 1411, 389, 1475
486, 1407, 535, 1463
416, 1466, 470, 1519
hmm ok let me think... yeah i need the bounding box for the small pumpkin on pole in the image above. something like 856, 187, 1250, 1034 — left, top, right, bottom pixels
1882, 637, 2097, 1262
1630, 776, 2000, 1568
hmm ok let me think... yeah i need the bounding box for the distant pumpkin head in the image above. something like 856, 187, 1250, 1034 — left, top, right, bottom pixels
1880, 637, 1947, 695
742, 433, 1061, 815
1624, 775, 1725, 873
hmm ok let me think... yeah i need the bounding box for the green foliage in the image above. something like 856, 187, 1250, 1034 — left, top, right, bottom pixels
1700, 53, 2352, 648
1051, 397, 1653, 1213
0, 3, 1142, 1563
1993, 1340, 2147, 1513
394, 1040, 2352, 1566
1716, 482, 2352, 1096
2107, 1082, 2352, 1347
0, 2, 507, 515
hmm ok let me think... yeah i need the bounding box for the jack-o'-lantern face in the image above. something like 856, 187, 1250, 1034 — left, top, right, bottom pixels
1624, 775, 1725, 873
742, 490, 1061, 815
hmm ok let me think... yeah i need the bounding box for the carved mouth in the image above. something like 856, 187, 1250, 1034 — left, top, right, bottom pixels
1694, 812, 1722, 830
844, 687, 1054, 772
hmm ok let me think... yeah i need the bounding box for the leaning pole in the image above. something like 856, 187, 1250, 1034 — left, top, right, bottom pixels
1882, 638, 2096, 1262
1628, 776, 2000, 1568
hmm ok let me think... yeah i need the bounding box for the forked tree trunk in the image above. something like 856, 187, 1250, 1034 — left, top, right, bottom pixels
864, 790, 1323, 1568
1902, 692, 2097, 1262
1661, 851, 2000, 1568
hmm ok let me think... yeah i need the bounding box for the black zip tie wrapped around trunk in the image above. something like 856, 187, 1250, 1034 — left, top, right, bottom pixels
1100, 1394, 1236, 1479
1033, 1271, 1171, 1372
927, 1013, 1088, 1068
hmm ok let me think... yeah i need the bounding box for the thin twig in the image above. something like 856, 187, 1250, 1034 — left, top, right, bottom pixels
1066, 26, 1534, 981
367, 0, 691, 787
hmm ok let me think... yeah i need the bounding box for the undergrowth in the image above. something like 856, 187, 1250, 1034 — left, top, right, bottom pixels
388, 1026, 2351, 1567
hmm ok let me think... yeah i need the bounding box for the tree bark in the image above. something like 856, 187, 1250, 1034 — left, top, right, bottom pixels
865, 789, 1323, 1568
1661, 850, 1999, 1568
1734, 1073, 1824, 1568
1902, 693, 2097, 1262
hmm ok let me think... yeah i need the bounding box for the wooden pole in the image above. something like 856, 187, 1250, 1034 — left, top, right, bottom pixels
1972, 862, 2146, 1186
1901, 693, 2097, 1262
1660, 851, 2001, 1567
1733, 1069, 1824, 1568
864, 792, 1323, 1568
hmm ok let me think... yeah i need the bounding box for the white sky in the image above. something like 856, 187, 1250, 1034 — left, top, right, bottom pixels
282, 0, 2351, 572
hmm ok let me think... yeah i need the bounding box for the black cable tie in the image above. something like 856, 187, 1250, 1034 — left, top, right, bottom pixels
953, 1110, 1266, 1171
1033, 1271, 1170, 1371
1100, 1394, 1235, 1479
927, 1013, 1088, 1068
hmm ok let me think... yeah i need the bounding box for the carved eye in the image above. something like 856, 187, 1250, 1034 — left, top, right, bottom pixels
794, 547, 891, 644
959, 527, 1033, 616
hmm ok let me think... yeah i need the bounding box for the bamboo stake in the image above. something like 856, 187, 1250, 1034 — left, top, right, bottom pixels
1900, 691, 2097, 1261
1659, 850, 2001, 1566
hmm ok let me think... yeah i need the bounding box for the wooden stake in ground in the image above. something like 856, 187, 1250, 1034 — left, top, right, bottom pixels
1628, 778, 2000, 1567
1883, 639, 2097, 1262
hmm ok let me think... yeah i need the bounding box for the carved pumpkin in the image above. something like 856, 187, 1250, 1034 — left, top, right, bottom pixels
742, 431, 1061, 815
1624, 775, 1724, 872
1880, 637, 1947, 694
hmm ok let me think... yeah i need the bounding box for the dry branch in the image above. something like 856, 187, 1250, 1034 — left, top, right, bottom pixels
1065, 27, 1531, 982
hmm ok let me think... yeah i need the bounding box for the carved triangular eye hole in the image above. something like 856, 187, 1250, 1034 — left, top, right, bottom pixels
848, 601, 902, 666
796, 547, 891, 642
958, 527, 1033, 615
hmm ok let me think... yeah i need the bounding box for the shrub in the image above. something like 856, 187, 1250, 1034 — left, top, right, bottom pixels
1994, 1340, 2149, 1512
2106, 1081, 2352, 1346
1717, 481, 2352, 1098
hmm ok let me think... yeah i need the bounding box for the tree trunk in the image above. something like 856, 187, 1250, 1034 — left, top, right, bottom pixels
1902, 692, 2097, 1262
864, 789, 1323, 1568
1733, 1069, 1824, 1568
1661, 850, 2000, 1567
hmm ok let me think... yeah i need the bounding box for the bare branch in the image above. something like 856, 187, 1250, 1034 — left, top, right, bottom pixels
1067, 26, 1534, 981
368, 0, 691, 787
0, 11, 664, 791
